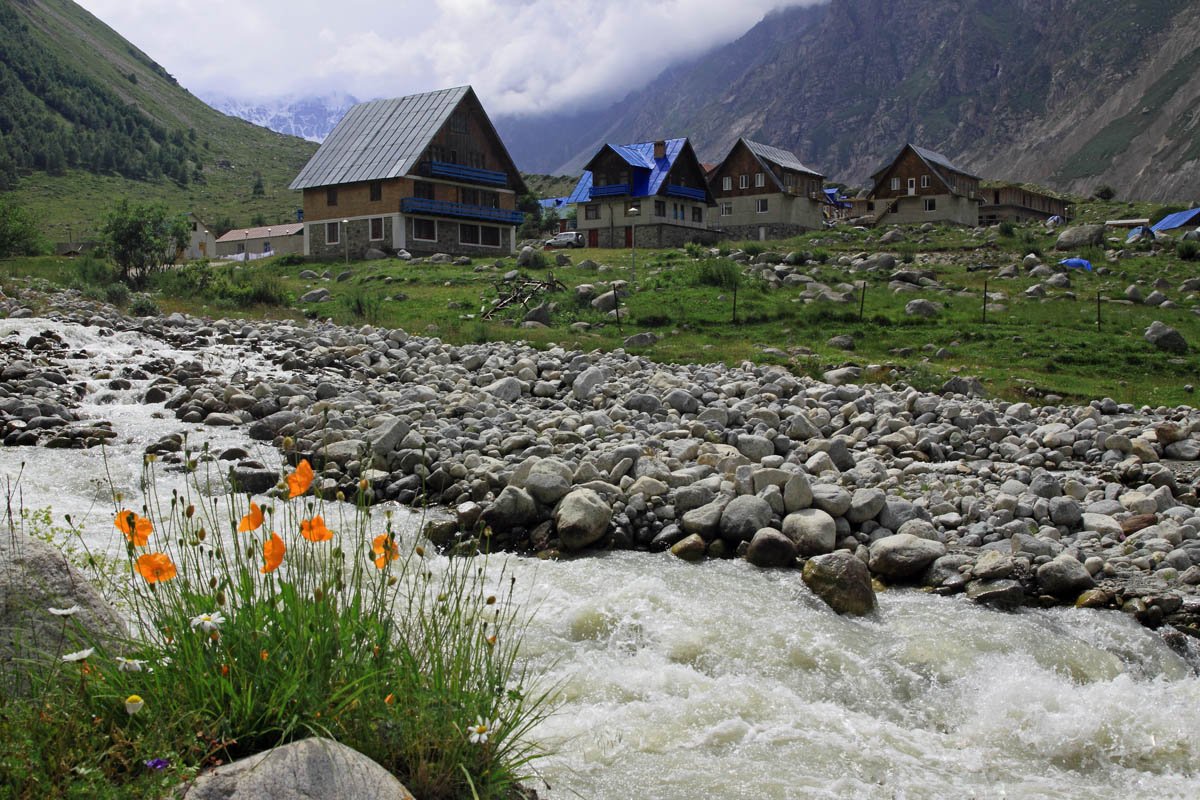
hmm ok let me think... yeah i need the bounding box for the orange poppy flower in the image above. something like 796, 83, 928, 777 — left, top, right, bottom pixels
115, 510, 153, 547
372, 534, 399, 568
261, 531, 285, 574
135, 552, 177, 583
287, 459, 314, 499
300, 515, 333, 542
238, 502, 264, 533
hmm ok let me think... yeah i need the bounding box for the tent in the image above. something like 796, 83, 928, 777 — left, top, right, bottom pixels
1151, 208, 1200, 233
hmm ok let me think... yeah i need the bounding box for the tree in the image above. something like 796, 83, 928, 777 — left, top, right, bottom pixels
101, 200, 188, 287
0, 197, 44, 257
1094, 185, 1116, 201
252, 173, 265, 196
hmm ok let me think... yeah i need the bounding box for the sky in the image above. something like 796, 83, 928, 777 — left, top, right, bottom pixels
74, 0, 818, 116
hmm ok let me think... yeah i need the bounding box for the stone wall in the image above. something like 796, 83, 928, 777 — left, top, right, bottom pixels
405, 217, 513, 257
715, 222, 807, 242
590, 223, 719, 249
307, 217, 394, 261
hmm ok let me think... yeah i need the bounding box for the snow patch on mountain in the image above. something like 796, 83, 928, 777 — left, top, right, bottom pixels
201, 92, 360, 142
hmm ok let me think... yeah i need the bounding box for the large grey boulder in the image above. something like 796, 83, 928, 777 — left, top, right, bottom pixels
516, 245, 537, 267
868, 533, 946, 579
1054, 224, 1104, 250
483, 377, 523, 402
846, 488, 886, 523
300, 288, 331, 303
522, 459, 575, 505
781, 508, 836, 556
905, 299, 941, 318
745, 528, 797, 568
802, 551, 877, 616
719, 495, 773, 542
183, 738, 415, 800
481, 486, 539, 532
572, 367, 606, 400
1, 532, 126, 685
1037, 554, 1095, 598
1145, 321, 1188, 354
555, 488, 613, 551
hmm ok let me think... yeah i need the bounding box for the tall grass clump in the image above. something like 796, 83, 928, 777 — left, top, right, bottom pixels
1178, 240, 1199, 261
3, 449, 550, 799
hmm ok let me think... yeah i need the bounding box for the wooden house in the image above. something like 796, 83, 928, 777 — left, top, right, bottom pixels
867, 144, 981, 227
708, 138, 825, 240
215, 223, 304, 260
568, 138, 715, 248
977, 184, 1071, 225
289, 86, 527, 259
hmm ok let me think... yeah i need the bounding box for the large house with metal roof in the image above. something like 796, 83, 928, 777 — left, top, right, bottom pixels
289, 86, 527, 259
568, 138, 715, 248
864, 143, 981, 227
708, 138, 826, 240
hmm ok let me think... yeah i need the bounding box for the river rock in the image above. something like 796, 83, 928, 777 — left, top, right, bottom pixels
1037, 554, 1096, 598
745, 528, 797, 568
720, 495, 773, 542
481, 486, 538, 532
554, 488, 613, 551
868, 534, 946, 579
183, 738, 415, 800
522, 458, 574, 505
802, 551, 877, 616
781, 508, 836, 556
670, 533, 707, 562
846, 488, 886, 523
966, 578, 1025, 608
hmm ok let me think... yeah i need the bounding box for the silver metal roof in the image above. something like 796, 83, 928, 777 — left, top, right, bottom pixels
910, 144, 978, 180
289, 86, 470, 190
743, 138, 822, 178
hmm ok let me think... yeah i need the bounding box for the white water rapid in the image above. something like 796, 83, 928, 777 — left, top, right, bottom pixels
3, 319, 1198, 800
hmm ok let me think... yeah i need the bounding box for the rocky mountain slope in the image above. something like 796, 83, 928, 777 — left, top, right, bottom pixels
495, 0, 1200, 202
201, 92, 360, 143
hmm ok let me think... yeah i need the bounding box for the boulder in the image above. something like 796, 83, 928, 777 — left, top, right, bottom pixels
481, 486, 539, 532
1037, 554, 1096, 598
183, 738, 414, 800
670, 533, 707, 562
300, 288, 331, 303
523, 459, 574, 505
802, 551, 877, 616
905, 299, 940, 318
1054, 224, 1104, 250
1, 531, 126, 686
745, 528, 797, 568
719, 495, 773, 543
868, 534, 946, 579
1145, 321, 1188, 354
554, 488, 613, 551
516, 246, 536, 267
781, 508, 836, 556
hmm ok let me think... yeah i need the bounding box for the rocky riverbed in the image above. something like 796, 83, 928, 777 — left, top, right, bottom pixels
3, 288, 1200, 649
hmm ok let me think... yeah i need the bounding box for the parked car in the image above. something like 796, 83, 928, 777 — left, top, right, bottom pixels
544, 231, 584, 249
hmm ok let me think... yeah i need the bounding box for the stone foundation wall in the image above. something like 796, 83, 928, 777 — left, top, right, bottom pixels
714, 222, 807, 242
307, 217, 395, 261
591, 223, 718, 249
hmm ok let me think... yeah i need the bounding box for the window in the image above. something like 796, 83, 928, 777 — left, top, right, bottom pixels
628, 200, 640, 214
191, 221, 198, 231
236, 243, 245, 254
369, 217, 384, 241
414, 181, 434, 200
755, 172, 765, 188
654, 200, 666, 218
720, 202, 733, 216
480, 226, 501, 247
326, 221, 340, 245
739, 174, 749, 189
413, 219, 436, 241
924, 198, 937, 212
722, 176, 732, 191
460, 223, 480, 244
450, 110, 468, 134
920, 174, 930, 189
369, 181, 383, 201
585, 204, 600, 220
262, 240, 271, 253
755, 198, 769, 213
890, 178, 900, 191
326, 187, 338, 206
692, 206, 703, 223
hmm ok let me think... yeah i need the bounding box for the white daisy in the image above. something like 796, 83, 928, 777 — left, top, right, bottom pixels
61, 647, 95, 662
467, 716, 499, 745
190, 611, 226, 632
48, 605, 81, 617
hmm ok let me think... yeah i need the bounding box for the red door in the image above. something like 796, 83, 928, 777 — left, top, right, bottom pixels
588, 229, 598, 248
625, 226, 633, 247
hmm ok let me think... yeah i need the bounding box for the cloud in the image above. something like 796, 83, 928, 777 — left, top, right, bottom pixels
75, 0, 823, 113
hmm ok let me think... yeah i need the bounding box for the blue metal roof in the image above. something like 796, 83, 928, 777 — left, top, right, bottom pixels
566, 171, 593, 204
1152, 208, 1200, 232
582, 138, 690, 199
539, 197, 570, 211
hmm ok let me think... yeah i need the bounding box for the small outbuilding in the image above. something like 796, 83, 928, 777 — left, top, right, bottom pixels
216, 223, 305, 261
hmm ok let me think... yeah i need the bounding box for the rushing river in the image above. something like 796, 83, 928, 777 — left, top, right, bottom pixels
3, 319, 1199, 799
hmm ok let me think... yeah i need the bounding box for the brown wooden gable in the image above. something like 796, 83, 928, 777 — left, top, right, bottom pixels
417, 90, 527, 194
871, 144, 978, 200
661, 140, 712, 201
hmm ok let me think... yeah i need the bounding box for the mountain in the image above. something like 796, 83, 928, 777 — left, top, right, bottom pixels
201, 93, 359, 143
495, 0, 1200, 202
0, 0, 317, 239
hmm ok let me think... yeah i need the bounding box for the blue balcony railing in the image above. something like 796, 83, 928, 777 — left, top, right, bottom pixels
422, 160, 509, 186
401, 197, 524, 224
590, 183, 630, 198
666, 184, 706, 201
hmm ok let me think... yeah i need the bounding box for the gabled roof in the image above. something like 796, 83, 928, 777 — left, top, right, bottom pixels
289, 86, 524, 193
871, 143, 979, 184
742, 138, 822, 179
565, 171, 593, 204
217, 223, 304, 243
583, 138, 690, 198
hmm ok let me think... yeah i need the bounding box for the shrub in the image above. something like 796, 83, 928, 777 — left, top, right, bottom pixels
998, 221, 1016, 237
691, 259, 742, 289
128, 294, 160, 316
105, 282, 130, 306
1094, 185, 1116, 201
275, 253, 305, 267
683, 242, 707, 259
341, 287, 383, 323
1178, 240, 1199, 261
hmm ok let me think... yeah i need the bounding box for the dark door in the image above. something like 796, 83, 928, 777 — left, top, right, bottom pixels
625, 226, 633, 247
588, 229, 598, 247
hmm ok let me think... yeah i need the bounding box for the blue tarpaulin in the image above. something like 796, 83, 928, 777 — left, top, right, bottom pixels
1126, 225, 1154, 243
1151, 208, 1200, 232
1060, 258, 1093, 271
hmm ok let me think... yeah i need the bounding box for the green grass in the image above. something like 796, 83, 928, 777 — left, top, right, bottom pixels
1, 450, 550, 799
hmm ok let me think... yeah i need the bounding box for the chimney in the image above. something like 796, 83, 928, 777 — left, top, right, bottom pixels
653, 140, 666, 160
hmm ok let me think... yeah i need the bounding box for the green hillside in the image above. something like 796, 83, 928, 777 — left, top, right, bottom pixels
0, 0, 317, 243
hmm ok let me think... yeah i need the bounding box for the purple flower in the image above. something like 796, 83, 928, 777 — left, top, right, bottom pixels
144, 758, 171, 770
